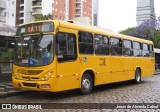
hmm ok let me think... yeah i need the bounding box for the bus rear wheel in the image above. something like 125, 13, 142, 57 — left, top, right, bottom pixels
134, 69, 141, 84
80, 73, 93, 95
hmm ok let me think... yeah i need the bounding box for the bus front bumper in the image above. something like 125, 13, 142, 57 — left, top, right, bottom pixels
12, 76, 59, 92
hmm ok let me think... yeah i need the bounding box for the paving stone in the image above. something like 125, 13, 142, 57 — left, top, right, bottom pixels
0, 87, 4, 91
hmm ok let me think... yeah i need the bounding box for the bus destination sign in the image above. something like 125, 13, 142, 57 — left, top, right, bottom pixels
16, 22, 54, 35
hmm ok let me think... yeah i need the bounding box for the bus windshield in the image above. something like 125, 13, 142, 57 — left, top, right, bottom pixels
14, 34, 54, 67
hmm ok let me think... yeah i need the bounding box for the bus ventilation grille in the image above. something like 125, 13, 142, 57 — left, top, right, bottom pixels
22, 82, 37, 87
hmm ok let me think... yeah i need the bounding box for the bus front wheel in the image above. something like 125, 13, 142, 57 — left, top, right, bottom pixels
135, 69, 141, 84
80, 73, 93, 95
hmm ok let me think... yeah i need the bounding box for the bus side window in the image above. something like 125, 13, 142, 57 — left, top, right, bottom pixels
94, 34, 109, 55
78, 31, 93, 54
56, 32, 77, 62
133, 42, 142, 57
149, 44, 154, 57
123, 40, 133, 56
110, 37, 122, 56
143, 43, 149, 57
111, 46, 117, 55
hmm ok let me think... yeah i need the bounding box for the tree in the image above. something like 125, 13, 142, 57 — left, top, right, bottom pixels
129, 17, 160, 48
119, 27, 135, 35
34, 13, 53, 21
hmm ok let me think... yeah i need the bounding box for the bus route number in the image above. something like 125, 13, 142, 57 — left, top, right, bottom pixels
99, 58, 106, 66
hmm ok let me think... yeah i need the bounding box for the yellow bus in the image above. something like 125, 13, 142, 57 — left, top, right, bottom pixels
12, 20, 155, 94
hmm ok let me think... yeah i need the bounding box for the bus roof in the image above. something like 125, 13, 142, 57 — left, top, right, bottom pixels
18, 20, 153, 45
58, 20, 153, 44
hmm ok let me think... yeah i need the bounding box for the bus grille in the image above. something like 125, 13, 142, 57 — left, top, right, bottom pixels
22, 82, 37, 87
18, 70, 43, 75
22, 77, 39, 80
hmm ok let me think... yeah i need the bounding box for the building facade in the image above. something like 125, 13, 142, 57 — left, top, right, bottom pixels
0, 0, 6, 22
0, 0, 16, 26
65, 0, 69, 20
5, 0, 16, 26
93, 0, 98, 26
16, 0, 98, 26
16, 0, 32, 25
32, 0, 53, 21
52, 0, 66, 20
69, 0, 93, 25
17, 0, 65, 24
32, 0, 42, 19
32, 0, 66, 21
136, 0, 155, 26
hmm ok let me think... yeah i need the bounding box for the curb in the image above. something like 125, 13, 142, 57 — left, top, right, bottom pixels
153, 72, 160, 75
154, 72, 160, 75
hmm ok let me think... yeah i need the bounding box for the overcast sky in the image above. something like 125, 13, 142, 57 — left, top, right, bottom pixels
98, 0, 160, 32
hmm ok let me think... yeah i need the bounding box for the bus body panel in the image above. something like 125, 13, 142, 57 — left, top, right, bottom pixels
56, 61, 79, 91
93, 56, 111, 85
110, 56, 124, 82
141, 58, 155, 78
12, 77, 58, 92
78, 55, 111, 86
12, 20, 155, 93
123, 57, 135, 80
56, 27, 80, 91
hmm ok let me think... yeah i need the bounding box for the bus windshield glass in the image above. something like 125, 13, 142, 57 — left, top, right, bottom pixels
14, 34, 54, 67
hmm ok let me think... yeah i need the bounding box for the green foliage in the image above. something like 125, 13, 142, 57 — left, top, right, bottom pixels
150, 30, 160, 48
34, 14, 53, 21
128, 18, 160, 48
119, 27, 135, 36
119, 18, 160, 48
0, 48, 13, 62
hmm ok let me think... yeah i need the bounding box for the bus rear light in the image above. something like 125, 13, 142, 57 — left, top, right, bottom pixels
41, 84, 51, 88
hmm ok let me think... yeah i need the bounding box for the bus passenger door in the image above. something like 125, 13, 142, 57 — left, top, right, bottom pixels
123, 40, 134, 80
110, 37, 124, 82
93, 35, 111, 85
56, 29, 79, 91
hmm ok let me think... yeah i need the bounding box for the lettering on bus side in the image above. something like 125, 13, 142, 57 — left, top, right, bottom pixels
99, 58, 106, 66
79, 57, 83, 63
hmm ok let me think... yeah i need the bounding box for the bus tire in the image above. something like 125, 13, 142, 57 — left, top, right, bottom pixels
134, 69, 141, 84
80, 73, 93, 95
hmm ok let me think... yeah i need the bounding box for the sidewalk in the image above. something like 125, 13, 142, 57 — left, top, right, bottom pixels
155, 69, 160, 75
0, 81, 27, 98
0, 73, 27, 98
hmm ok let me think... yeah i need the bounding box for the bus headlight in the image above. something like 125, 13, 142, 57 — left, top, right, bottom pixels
47, 72, 51, 77
13, 74, 19, 79
43, 75, 47, 80
41, 71, 53, 81
15, 75, 19, 79
13, 70, 19, 79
